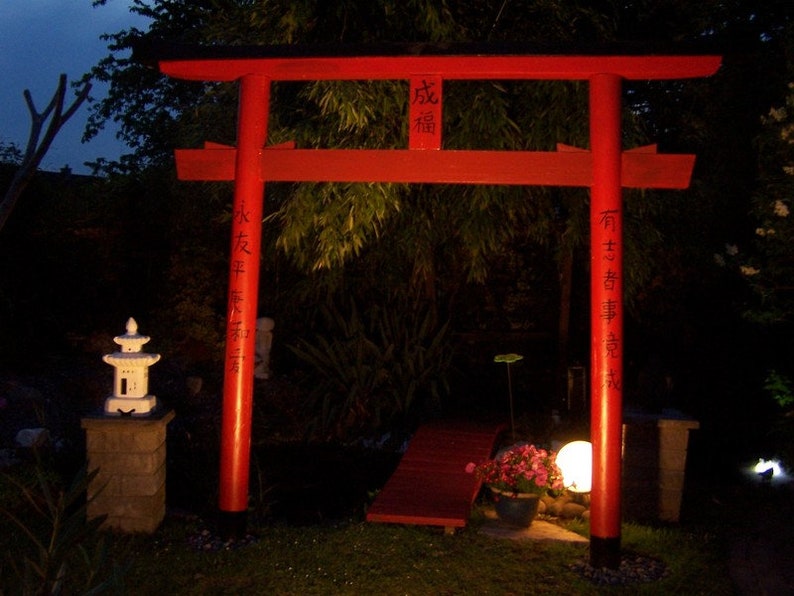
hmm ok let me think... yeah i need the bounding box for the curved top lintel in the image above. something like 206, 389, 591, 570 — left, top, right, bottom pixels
144, 41, 720, 82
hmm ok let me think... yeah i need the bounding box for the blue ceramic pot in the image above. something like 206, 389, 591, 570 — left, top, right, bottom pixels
492, 490, 540, 527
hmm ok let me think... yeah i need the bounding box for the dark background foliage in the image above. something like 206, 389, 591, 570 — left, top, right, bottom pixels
1, 1, 793, 476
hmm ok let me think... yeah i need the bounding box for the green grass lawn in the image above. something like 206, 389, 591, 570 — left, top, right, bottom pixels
108, 512, 733, 595
1, 459, 738, 595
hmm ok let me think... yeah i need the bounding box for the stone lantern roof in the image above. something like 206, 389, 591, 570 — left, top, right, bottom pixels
114, 317, 152, 352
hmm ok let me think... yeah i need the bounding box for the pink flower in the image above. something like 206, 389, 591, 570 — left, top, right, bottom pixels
467, 442, 564, 495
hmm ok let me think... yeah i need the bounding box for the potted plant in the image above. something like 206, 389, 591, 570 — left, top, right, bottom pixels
466, 443, 564, 527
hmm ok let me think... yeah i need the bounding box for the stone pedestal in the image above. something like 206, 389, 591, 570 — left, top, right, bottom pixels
81, 410, 174, 533
622, 414, 699, 523
656, 418, 700, 521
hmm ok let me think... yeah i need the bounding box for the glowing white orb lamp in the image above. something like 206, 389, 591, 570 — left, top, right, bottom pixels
556, 440, 592, 493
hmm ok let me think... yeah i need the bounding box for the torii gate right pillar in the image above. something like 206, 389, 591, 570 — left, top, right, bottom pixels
589, 73, 624, 569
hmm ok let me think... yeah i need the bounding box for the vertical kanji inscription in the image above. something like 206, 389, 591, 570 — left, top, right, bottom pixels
409, 77, 442, 150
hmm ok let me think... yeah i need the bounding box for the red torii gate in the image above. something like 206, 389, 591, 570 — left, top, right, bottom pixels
150, 44, 720, 568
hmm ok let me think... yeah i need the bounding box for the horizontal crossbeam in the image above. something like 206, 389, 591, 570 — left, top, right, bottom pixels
160, 54, 721, 82
175, 144, 696, 188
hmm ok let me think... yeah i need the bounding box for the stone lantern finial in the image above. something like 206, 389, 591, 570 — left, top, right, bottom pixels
126, 317, 138, 335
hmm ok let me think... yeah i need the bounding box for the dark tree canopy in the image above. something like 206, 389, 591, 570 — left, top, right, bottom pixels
75, 1, 794, 423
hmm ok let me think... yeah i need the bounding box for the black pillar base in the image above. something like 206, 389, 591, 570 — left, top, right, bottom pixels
590, 535, 621, 569
217, 510, 247, 540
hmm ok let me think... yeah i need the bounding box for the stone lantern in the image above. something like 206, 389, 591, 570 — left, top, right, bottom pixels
103, 317, 160, 416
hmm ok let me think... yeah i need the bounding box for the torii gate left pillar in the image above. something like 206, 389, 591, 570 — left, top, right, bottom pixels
216, 75, 269, 534
151, 48, 720, 567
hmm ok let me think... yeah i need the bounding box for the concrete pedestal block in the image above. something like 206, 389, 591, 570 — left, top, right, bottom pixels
656, 418, 700, 522
81, 410, 174, 533
623, 414, 699, 523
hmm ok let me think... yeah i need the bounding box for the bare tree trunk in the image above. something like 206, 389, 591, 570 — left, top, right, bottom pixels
0, 74, 91, 233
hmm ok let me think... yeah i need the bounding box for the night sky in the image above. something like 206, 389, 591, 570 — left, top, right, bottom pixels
0, 1, 147, 173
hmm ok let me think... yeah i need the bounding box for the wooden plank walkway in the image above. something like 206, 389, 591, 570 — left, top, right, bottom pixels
366, 420, 505, 532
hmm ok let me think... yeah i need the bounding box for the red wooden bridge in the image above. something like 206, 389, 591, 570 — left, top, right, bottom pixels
366, 420, 505, 533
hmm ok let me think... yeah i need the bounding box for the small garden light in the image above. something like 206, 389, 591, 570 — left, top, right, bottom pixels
742, 457, 790, 486
556, 440, 592, 493
753, 458, 783, 479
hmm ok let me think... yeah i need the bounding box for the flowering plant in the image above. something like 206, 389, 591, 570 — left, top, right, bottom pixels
466, 443, 564, 496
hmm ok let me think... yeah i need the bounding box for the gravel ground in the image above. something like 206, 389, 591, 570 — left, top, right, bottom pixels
569, 553, 669, 586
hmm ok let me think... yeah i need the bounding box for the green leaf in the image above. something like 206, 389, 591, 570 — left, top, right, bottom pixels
494, 353, 524, 364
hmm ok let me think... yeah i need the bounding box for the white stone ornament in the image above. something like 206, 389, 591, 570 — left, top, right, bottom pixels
103, 318, 161, 416
254, 317, 275, 379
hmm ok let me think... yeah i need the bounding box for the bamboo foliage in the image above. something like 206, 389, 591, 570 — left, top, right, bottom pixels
289, 300, 452, 441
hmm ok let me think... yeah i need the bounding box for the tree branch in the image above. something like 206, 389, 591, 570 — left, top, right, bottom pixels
0, 74, 91, 233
